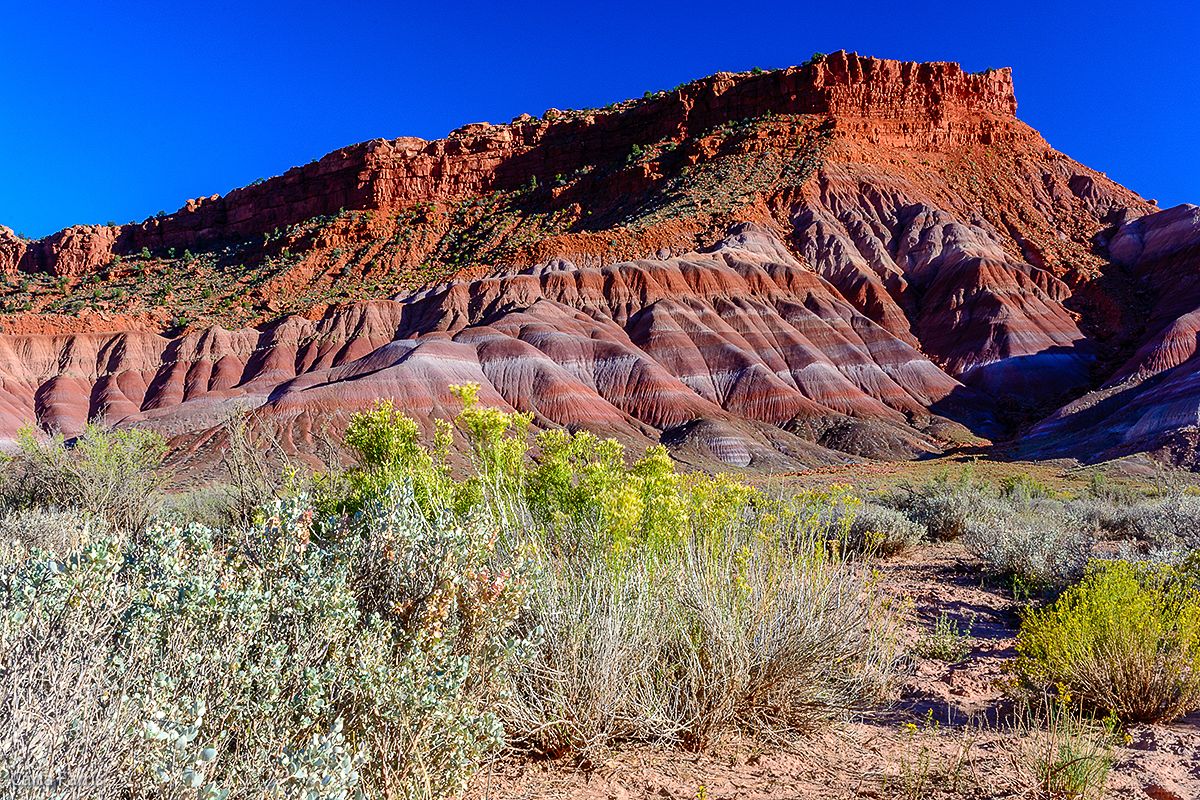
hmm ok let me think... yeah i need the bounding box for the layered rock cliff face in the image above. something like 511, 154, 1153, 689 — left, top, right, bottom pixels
3, 51, 1196, 469
1022, 204, 1200, 465
0, 52, 1021, 276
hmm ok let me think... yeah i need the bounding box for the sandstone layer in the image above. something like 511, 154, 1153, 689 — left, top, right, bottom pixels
4, 51, 1194, 469
1021, 204, 1200, 466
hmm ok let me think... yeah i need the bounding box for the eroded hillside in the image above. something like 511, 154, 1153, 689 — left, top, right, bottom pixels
2, 51, 1197, 470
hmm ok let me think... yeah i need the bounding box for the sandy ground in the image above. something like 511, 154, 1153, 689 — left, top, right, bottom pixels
464, 545, 1200, 799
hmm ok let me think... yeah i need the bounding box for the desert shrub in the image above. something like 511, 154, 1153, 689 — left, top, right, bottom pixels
1085, 472, 1139, 505
323, 384, 530, 522
963, 499, 1092, 592
452, 383, 531, 509
837, 502, 925, 556
4, 423, 167, 532
159, 484, 238, 528
523, 427, 628, 532
999, 473, 1052, 501
1065, 497, 1119, 539
1090, 494, 1200, 547
0, 507, 93, 554
503, 479, 899, 756
0, 485, 535, 799
210, 412, 314, 529
335, 394, 746, 553
811, 494, 928, 557
330, 393, 901, 759
913, 611, 975, 661
1015, 559, 1200, 722
322, 398, 460, 519
884, 468, 987, 540
1111, 538, 1193, 572
0, 532, 152, 799
525, 428, 755, 564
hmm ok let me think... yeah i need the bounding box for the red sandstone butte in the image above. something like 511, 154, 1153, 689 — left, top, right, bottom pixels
5, 51, 1199, 469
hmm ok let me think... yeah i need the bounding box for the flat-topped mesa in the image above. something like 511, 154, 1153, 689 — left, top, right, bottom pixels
1, 52, 1022, 276
832, 53, 1014, 114
817, 51, 1016, 114
813, 52, 1019, 149
7, 53, 1196, 470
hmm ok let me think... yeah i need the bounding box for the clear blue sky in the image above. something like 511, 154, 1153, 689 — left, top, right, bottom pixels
2, 0, 1197, 238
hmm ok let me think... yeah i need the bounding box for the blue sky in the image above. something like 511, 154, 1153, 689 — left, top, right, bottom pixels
2, 0, 1197, 238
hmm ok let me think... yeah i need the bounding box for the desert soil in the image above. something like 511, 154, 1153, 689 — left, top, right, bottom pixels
464, 545, 1200, 800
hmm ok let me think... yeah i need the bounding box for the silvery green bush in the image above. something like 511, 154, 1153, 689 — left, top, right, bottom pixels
962, 499, 1092, 591
1091, 493, 1200, 547
830, 502, 925, 556
0, 482, 534, 799
808, 494, 923, 556
881, 469, 987, 541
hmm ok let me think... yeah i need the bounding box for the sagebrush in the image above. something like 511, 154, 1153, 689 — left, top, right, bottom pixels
0, 394, 905, 796
0, 485, 533, 799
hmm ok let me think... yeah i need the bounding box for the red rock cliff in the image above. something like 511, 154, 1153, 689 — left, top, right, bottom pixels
2, 52, 1021, 276
4, 51, 1191, 471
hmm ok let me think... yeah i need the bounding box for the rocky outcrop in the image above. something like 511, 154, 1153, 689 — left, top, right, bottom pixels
0, 228, 25, 276
7, 52, 1199, 469
0, 227, 997, 468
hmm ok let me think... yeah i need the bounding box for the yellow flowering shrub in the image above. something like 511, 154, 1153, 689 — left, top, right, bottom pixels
526, 429, 761, 569
449, 383, 531, 493
1016, 559, 1200, 722
324, 399, 452, 516
333, 387, 790, 579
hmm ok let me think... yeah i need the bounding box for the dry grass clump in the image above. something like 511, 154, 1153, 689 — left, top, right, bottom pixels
913, 611, 975, 662
1007, 698, 1117, 800
506, 497, 901, 756
882, 701, 1115, 800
